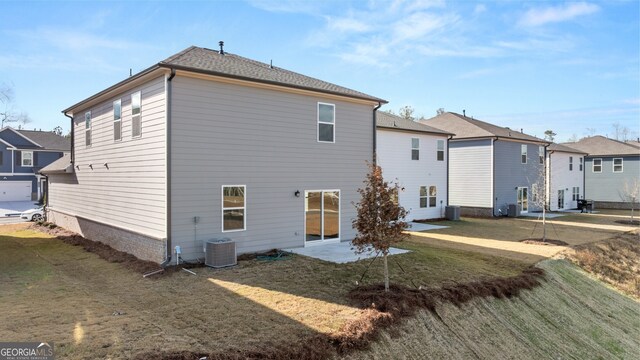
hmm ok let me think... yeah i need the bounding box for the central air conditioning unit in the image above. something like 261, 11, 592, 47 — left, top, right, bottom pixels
204, 238, 237, 268
507, 204, 520, 217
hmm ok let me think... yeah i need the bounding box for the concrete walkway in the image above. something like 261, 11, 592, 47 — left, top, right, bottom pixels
0, 201, 39, 217
284, 241, 410, 264
408, 222, 449, 231
519, 218, 638, 232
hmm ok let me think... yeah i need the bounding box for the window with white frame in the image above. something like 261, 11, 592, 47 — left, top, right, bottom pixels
569, 156, 573, 171
131, 91, 142, 138
419, 186, 437, 208
113, 99, 122, 141
21, 151, 33, 167
411, 138, 419, 160
437, 139, 444, 161
593, 158, 602, 173
579, 157, 583, 171
428, 186, 437, 207
317, 103, 335, 143
222, 185, 246, 232
539, 146, 544, 164
85, 111, 91, 146
572, 187, 580, 201
613, 158, 623, 172
521, 144, 527, 164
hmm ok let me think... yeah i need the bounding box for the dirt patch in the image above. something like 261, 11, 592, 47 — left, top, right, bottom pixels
412, 218, 447, 223
520, 238, 569, 246
31, 223, 160, 274
615, 220, 640, 225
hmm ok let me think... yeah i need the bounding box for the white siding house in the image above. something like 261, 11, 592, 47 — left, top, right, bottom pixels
376, 112, 451, 220
547, 144, 586, 211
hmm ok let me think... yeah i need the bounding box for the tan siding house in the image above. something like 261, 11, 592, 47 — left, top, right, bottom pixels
43, 45, 385, 264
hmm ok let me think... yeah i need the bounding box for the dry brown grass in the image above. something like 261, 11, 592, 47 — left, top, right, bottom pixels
565, 230, 640, 298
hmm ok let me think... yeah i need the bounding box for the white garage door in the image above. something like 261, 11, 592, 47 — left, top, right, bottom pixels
0, 181, 31, 201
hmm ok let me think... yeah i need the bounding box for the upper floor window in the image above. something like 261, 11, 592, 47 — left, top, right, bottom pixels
85, 111, 92, 147
521, 144, 527, 164
593, 158, 602, 173
569, 156, 573, 171
113, 99, 122, 141
436, 139, 444, 161
222, 185, 246, 232
613, 158, 623, 173
21, 151, 33, 167
131, 92, 142, 138
539, 146, 544, 164
317, 103, 335, 143
411, 138, 419, 160
579, 158, 583, 171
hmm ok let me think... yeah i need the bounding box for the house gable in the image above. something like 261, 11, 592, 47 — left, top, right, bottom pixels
0, 127, 42, 148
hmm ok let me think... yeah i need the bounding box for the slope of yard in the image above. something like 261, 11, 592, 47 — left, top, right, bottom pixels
345, 259, 640, 360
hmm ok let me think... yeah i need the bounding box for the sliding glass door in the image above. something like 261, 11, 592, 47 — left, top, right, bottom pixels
305, 190, 340, 244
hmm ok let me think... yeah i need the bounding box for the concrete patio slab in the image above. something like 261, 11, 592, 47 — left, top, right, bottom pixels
408, 222, 449, 231
0, 201, 39, 217
284, 241, 410, 264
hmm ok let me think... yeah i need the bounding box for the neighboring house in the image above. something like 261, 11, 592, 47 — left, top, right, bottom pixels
562, 136, 640, 209
419, 112, 549, 217
41, 45, 386, 263
0, 127, 69, 202
546, 143, 586, 211
376, 111, 452, 220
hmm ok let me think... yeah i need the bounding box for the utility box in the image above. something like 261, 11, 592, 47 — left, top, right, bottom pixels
445, 206, 460, 220
204, 238, 237, 268
507, 204, 520, 217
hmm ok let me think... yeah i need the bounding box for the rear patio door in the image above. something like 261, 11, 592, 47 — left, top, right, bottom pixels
517, 187, 528, 214
305, 190, 340, 245
557, 190, 565, 209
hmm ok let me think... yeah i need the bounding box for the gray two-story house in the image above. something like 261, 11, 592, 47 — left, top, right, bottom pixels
420, 112, 549, 217
0, 127, 69, 201
42, 45, 386, 263
562, 136, 640, 208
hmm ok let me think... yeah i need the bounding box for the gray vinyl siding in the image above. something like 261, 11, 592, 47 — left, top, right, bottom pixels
448, 139, 492, 208
48, 75, 166, 239
494, 141, 544, 212
585, 155, 640, 202
170, 75, 374, 260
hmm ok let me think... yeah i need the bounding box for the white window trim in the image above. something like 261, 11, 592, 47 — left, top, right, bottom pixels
131, 91, 142, 139
412, 138, 420, 160
593, 158, 602, 173
613, 158, 623, 173
303, 189, 341, 245
21, 151, 33, 167
428, 185, 437, 208
569, 156, 573, 171
221, 185, 246, 232
113, 99, 122, 142
436, 139, 445, 161
521, 144, 527, 164
538, 146, 544, 164
317, 102, 335, 143
579, 157, 583, 171
85, 111, 91, 148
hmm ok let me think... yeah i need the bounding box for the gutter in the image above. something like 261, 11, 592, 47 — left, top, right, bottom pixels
446, 134, 453, 206
161, 68, 176, 267
492, 137, 499, 216
372, 102, 382, 163
545, 144, 551, 211
63, 112, 74, 166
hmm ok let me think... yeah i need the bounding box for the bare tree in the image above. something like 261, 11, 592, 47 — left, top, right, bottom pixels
52, 126, 63, 136
612, 122, 631, 141
398, 105, 415, 121
566, 133, 579, 142
436, 108, 445, 115
1, 83, 31, 127
618, 179, 639, 221
352, 162, 409, 292
529, 155, 550, 242
585, 127, 596, 137
544, 130, 557, 142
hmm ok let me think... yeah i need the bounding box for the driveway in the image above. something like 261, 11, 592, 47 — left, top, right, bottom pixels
0, 201, 39, 218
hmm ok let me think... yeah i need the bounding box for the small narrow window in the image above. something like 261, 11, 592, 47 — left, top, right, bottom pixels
572, 187, 580, 201
317, 103, 335, 143
593, 158, 602, 173
21, 151, 33, 167
419, 186, 427, 208
113, 99, 122, 141
521, 144, 527, 164
436, 139, 444, 161
569, 156, 573, 171
613, 158, 623, 173
222, 185, 246, 232
428, 186, 437, 207
85, 111, 92, 147
131, 91, 142, 138
539, 146, 544, 164
411, 138, 419, 160
579, 157, 583, 171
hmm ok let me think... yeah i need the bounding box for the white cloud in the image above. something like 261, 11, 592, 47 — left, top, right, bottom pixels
474, 4, 486, 15
327, 17, 372, 33
519, 2, 600, 27
622, 98, 640, 105
392, 12, 458, 41
12, 28, 150, 52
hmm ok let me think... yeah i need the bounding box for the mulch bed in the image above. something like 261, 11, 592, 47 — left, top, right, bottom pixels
519, 238, 569, 246
412, 218, 447, 223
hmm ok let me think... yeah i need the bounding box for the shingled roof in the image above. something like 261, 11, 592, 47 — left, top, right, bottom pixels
419, 112, 548, 143
377, 111, 453, 136
17, 130, 70, 151
39, 153, 73, 174
548, 143, 587, 154
562, 136, 640, 157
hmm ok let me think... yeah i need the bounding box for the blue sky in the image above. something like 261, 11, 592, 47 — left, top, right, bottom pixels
0, 0, 638, 142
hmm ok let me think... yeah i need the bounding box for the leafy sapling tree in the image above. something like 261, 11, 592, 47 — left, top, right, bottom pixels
352, 162, 409, 292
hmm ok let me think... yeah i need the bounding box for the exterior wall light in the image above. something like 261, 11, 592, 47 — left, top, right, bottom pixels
294, 190, 301, 197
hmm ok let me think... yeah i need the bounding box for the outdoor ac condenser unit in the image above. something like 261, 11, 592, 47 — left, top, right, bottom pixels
507, 204, 520, 217
204, 238, 237, 268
